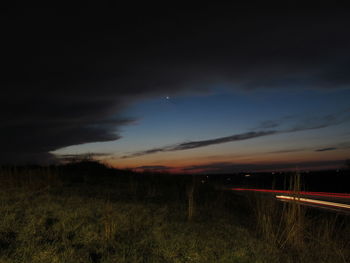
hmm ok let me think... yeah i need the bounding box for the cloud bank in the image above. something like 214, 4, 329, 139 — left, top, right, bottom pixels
2, 6, 350, 163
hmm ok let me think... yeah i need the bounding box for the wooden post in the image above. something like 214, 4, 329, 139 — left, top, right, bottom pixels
187, 175, 196, 221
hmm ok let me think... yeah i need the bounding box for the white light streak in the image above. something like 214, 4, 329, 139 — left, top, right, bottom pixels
276, 195, 350, 210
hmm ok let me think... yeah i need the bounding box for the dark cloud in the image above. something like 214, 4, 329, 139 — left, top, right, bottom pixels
314, 142, 350, 152
2, 6, 350, 163
136, 165, 172, 171
253, 111, 350, 133
0, 116, 133, 164
268, 140, 350, 155
174, 131, 277, 150
284, 112, 350, 133
56, 153, 111, 163
315, 147, 338, 152
122, 130, 276, 158
267, 148, 307, 154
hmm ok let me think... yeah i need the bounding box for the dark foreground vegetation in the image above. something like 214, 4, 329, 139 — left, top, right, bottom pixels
0, 161, 349, 263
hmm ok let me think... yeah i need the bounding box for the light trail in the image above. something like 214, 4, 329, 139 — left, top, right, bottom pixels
276, 195, 350, 210
231, 188, 350, 199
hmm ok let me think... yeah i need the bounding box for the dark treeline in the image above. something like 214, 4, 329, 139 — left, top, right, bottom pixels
212, 170, 350, 193
2, 161, 349, 193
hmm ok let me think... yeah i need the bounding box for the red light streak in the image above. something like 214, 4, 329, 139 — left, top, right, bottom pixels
231, 188, 350, 199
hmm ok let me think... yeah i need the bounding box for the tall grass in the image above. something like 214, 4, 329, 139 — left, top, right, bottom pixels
252, 172, 350, 262
253, 173, 304, 249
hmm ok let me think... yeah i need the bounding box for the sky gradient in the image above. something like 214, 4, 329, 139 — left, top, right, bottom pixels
54, 88, 350, 173
2, 5, 350, 173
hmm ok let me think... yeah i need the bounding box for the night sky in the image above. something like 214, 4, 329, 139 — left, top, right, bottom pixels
2, 5, 350, 173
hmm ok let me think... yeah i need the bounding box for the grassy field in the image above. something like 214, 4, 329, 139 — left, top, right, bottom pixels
0, 163, 349, 263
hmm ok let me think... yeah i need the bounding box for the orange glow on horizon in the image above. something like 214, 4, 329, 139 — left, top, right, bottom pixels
97, 143, 350, 173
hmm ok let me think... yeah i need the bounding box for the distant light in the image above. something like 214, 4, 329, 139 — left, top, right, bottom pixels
245, 174, 251, 177
165, 96, 170, 100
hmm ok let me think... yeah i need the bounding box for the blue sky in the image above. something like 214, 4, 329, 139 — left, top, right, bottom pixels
54, 87, 350, 172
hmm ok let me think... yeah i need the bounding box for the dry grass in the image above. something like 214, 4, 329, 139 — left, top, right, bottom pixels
252, 172, 350, 262
0, 166, 349, 262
